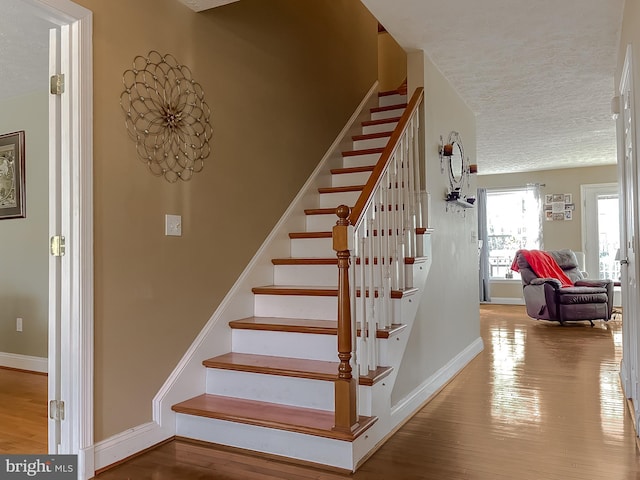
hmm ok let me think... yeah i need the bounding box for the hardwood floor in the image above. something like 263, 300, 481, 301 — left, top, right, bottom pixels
0, 367, 47, 454
95, 304, 640, 479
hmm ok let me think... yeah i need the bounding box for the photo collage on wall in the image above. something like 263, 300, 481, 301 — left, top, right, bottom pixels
544, 193, 574, 221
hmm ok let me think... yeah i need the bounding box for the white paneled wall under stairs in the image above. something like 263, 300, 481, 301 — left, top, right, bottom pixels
171, 88, 433, 472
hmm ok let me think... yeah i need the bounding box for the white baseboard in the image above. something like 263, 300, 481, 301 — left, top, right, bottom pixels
0, 352, 47, 373
390, 337, 484, 423
487, 297, 525, 305
93, 422, 172, 473
78, 445, 95, 480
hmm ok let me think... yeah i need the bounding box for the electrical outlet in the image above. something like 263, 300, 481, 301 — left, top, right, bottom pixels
16, 317, 22, 332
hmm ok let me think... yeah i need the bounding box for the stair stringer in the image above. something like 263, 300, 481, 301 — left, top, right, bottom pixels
149, 82, 381, 444
351, 234, 433, 466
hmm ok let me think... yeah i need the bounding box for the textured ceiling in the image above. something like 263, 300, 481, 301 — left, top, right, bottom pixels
362, 0, 624, 175
0, 0, 53, 101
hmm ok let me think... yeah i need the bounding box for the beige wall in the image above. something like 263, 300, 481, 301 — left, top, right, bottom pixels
378, 31, 406, 91
0, 91, 49, 358
74, 0, 377, 440
478, 165, 618, 299
392, 51, 480, 402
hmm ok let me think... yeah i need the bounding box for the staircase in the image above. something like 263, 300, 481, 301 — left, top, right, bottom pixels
170, 86, 431, 471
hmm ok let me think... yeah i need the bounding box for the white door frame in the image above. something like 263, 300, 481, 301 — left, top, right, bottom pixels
580, 182, 619, 279
618, 44, 640, 434
27, 0, 94, 478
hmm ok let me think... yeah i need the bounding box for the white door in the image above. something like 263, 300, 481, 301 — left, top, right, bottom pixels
618, 44, 640, 431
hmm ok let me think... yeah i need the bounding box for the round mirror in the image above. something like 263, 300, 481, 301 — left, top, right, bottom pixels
449, 141, 464, 184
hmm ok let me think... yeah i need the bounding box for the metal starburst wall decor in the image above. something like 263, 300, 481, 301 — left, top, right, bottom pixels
120, 50, 213, 182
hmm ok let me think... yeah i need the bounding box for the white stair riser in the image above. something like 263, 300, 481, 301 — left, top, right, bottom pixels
319, 190, 361, 208
275, 264, 369, 287
343, 152, 381, 168
332, 171, 371, 187
306, 213, 339, 231
232, 329, 338, 362
362, 122, 398, 135
352, 136, 390, 150
205, 369, 334, 411
371, 107, 405, 121
254, 294, 337, 320
290, 237, 332, 257
274, 264, 338, 286
175, 414, 355, 471
378, 94, 407, 107
405, 258, 431, 289
358, 381, 389, 417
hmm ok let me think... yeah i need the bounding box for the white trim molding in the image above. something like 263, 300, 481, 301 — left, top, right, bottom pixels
93, 422, 169, 472
488, 297, 526, 305
29, 1, 94, 479
0, 352, 48, 373
176, 0, 239, 12
390, 337, 484, 422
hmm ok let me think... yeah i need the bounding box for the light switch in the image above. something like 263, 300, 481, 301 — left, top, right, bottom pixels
165, 214, 182, 236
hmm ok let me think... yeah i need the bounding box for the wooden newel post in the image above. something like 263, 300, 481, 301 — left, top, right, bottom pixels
332, 205, 359, 432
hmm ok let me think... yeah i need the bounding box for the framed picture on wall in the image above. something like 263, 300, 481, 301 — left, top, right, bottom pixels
0, 130, 26, 219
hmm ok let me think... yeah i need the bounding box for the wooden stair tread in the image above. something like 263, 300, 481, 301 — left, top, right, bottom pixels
375, 323, 408, 338
271, 257, 337, 265
172, 394, 377, 441
318, 185, 365, 194
342, 147, 384, 157
288, 231, 332, 239
230, 316, 339, 334
252, 285, 418, 299
229, 316, 407, 339
252, 285, 338, 296
359, 366, 394, 386
352, 131, 392, 141
370, 103, 407, 113
405, 256, 430, 265
203, 352, 339, 381
378, 89, 404, 97
416, 227, 434, 235
330, 165, 375, 175
362, 117, 401, 127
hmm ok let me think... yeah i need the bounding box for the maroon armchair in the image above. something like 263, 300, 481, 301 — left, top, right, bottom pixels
514, 249, 613, 326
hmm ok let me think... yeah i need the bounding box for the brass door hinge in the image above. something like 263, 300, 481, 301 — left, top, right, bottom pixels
50, 74, 65, 95
50, 235, 66, 257
49, 399, 65, 421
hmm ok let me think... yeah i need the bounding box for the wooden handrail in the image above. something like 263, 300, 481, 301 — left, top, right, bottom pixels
348, 87, 424, 228
332, 205, 358, 433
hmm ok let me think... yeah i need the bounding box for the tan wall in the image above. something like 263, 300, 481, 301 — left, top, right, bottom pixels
0, 91, 49, 358
478, 165, 618, 299
378, 32, 406, 91
74, 0, 377, 441
392, 51, 480, 402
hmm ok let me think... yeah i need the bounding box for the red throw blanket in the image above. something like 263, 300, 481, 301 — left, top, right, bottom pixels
510, 249, 573, 287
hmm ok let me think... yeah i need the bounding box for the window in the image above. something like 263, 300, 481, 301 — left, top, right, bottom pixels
486, 187, 543, 279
